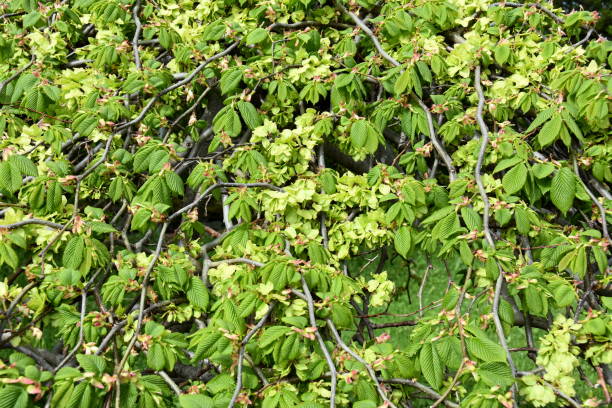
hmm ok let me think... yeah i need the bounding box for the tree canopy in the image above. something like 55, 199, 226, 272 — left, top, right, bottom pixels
0, 1, 610, 407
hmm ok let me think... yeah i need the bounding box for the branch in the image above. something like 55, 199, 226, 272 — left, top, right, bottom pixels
491, 2, 564, 25
0, 55, 35, 97
158, 370, 181, 396
0, 219, 65, 230
116, 223, 168, 374
132, 0, 143, 71
169, 182, 283, 222
301, 278, 337, 408
474, 66, 518, 402
228, 303, 275, 408
336, 1, 456, 180
117, 42, 239, 131
326, 319, 397, 408
380, 378, 459, 408
573, 157, 609, 241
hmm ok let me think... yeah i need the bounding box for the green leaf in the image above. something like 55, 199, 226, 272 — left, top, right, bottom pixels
131, 208, 152, 231
165, 171, 184, 196
466, 335, 506, 362
220, 68, 243, 95
394, 68, 412, 95
419, 343, 443, 389
531, 163, 555, 179
237, 101, 262, 130
179, 394, 214, 408
259, 326, 291, 348
514, 207, 530, 235
76, 354, 106, 375
552, 284, 575, 307
537, 115, 562, 147
0, 385, 28, 408
550, 167, 576, 214
502, 163, 528, 194
351, 120, 368, 148
460, 206, 482, 231
63, 236, 84, 269
147, 343, 166, 371
186, 276, 209, 310
478, 362, 514, 387
394, 226, 411, 257
246, 28, 268, 44
526, 108, 553, 133
23, 11, 41, 28
494, 44, 510, 65
9, 155, 38, 176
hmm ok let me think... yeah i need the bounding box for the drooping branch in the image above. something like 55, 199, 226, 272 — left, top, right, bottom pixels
228, 303, 275, 408
474, 65, 518, 395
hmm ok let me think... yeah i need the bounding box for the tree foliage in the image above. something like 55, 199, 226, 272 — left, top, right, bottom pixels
0, 0, 611, 407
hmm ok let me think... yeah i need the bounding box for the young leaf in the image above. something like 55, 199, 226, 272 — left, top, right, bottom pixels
550, 167, 576, 214
419, 343, 443, 389
63, 236, 84, 269
394, 226, 411, 257
537, 115, 562, 147
237, 101, 262, 130
502, 163, 528, 194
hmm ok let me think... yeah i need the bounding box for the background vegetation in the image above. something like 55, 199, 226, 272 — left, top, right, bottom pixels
0, 1, 610, 407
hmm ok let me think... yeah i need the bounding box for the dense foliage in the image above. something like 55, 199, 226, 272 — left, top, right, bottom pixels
0, 0, 611, 407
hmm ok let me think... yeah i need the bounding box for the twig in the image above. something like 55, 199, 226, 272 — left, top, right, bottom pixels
132, 0, 143, 71
117, 42, 239, 131
0, 55, 35, 97
158, 370, 181, 396
336, 1, 456, 180
228, 303, 275, 408
380, 379, 459, 408
431, 268, 472, 407
573, 157, 609, 241
326, 319, 397, 408
0, 219, 65, 230
208, 258, 264, 268
116, 223, 168, 374
474, 65, 518, 403
301, 278, 337, 408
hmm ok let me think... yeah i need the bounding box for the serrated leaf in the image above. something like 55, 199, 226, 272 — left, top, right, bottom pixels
237, 101, 262, 130
186, 276, 209, 310
0, 385, 28, 408
495, 45, 510, 65
419, 343, 443, 389
514, 207, 530, 235
460, 206, 482, 231
537, 115, 562, 147
478, 362, 514, 387
9, 155, 37, 176
88, 221, 117, 233
502, 163, 528, 194
246, 28, 268, 44
165, 171, 184, 196
394, 68, 412, 95
63, 236, 84, 269
526, 108, 553, 133
179, 394, 214, 408
76, 354, 106, 375
531, 163, 555, 179
466, 336, 506, 362
552, 284, 575, 307
147, 343, 166, 371
220, 68, 243, 95
550, 167, 575, 214
259, 326, 291, 348
351, 120, 367, 148
394, 226, 411, 258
